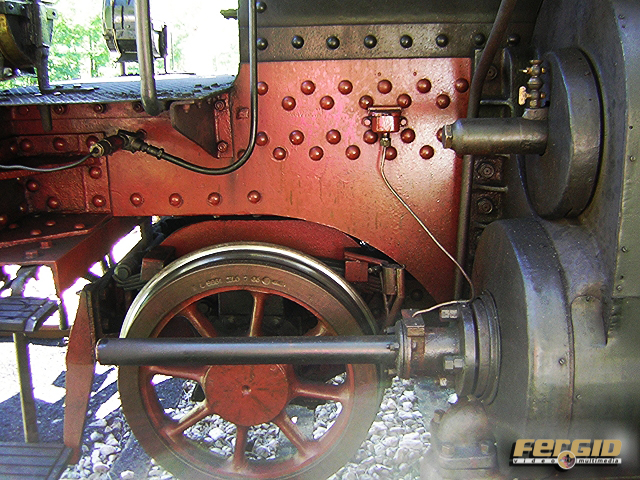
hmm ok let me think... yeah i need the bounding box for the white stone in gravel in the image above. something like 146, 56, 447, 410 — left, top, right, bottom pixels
399, 439, 424, 450
373, 443, 386, 456
381, 413, 395, 423
313, 426, 327, 440
401, 401, 413, 411
382, 436, 399, 447
105, 433, 119, 446
401, 390, 416, 402
120, 471, 135, 480
421, 433, 431, 443
89, 419, 107, 428
149, 467, 162, 476
343, 471, 358, 480
100, 445, 116, 457
389, 426, 405, 435
208, 427, 225, 442
381, 398, 397, 411
403, 432, 421, 441
111, 421, 122, 431
160, 475, 173, 480
369, 421, 387, 435
92, 463, 109, 474
397, 411, 413, 420
90, 431, 103, 442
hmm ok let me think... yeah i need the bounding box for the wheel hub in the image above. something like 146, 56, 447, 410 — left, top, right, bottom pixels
205, 364, 289, 427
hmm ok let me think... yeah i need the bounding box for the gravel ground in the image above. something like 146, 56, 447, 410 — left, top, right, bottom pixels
0, 336, 451, 480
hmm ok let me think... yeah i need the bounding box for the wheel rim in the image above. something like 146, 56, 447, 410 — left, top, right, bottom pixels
119, 243, 382, 479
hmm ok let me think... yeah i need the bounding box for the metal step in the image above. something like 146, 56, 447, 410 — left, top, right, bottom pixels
0, 443, 71, 479
0, 297, 58, 333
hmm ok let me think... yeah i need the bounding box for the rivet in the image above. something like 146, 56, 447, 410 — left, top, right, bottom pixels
289, 131, 304, 145
474, 33, 486, 46
30, 229, 41, 236
558, 357, 566, 365
326, 130, 341, 144
273, 147, 288, 160
86, 136, 99, 148
616, 285, 623, 292
74, 223, 85, 230
8, 223, 18, 229
19, 203, 27, 213
338, 80, 353, 95
320, 96, 335, 110
401, 128, 416, 143
92, 195, 106, 207
93, 104, 107, 114
52, 105, 67, 115
621, 246, 629, 253
256, 132, 269, 146
291, 35, 304, 49
47, 197, 60, 209
478, 163, 495, 178
257, 82, 269, 95
39, 240, 52, 249
256, 37, 268, 50
436, 34, 449, 47
25, 180, 39, 192
208, 192, 222, 206
0, 214, 7, 225
477, 197, 494, 214
385, 146, 397, 160
377, 80, 392, 94
9, 143, 18, 153
309, 146, 324, 161
45, 220, 55, 227
169, 193, 183, 207
436, 94, 451, 109
132, 101, 144, 113
130, 193, 144, 206
397, 94, 412, 108
282, 96, 296, 111
326, 36, 340, 49
507, 33, 520, 46
416, 79, 431, 93
17, 106, 30, 116
301, 80, 316, 95
455, 78, 470, 93
19, 139, 34, 152
89, 167, 102, 179
256, 1, 267, 13
346, 145, 361, 160
629, 155, 636, 162
486, 65, 498, 82
400, 35, 413, 48
217, 141, 229, 153
248, 190, 262, 203
363, 130, 379, 144
364, 35, 377, 49
359, 95, 374, 109
25, 249, 39, 259
436, 128, 443, 142
214, 100, 226, 111
53, 137, 67, 151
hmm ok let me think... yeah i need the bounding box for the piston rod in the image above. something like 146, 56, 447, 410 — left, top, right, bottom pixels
97, 335, 400, 366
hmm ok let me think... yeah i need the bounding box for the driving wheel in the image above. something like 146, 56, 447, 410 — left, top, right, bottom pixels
118, 243, 383, 479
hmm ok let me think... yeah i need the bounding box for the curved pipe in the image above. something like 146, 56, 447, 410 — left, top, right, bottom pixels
454, 0, 519, 298
135, 0, 163, 116
132, 0, 259, 174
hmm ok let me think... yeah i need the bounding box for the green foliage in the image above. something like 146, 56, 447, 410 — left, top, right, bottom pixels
48, 14, 113, 80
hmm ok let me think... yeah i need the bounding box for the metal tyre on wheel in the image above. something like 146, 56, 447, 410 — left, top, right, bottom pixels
118, 243, 383, 479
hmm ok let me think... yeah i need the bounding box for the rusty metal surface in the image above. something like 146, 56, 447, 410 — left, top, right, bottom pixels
0, 215, 139, 292
107, 58, 469, 301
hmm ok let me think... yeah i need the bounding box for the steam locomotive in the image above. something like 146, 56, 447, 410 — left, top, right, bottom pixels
0, 0, 638, 478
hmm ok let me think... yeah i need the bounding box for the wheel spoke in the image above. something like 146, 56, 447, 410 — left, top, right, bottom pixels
304, 322, 330, 337
180, 303, 218, 337
164, 403, 211, 438
273, 411, 316, 457
232, 425, 249, 470
291, 380, 349, 403
249, 292, 267, 337
142, 365, 208, 383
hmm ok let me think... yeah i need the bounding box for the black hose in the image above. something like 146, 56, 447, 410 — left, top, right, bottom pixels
454, 0, 519, 298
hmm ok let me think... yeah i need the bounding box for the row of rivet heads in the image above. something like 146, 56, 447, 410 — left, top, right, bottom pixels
252, 77, 467, 161
127, 191, 260, 208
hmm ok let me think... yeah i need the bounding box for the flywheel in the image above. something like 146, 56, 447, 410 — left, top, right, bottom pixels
118, 243, 383, 479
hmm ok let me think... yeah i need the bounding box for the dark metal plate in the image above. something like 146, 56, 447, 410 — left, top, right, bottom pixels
0, 297, 58, 333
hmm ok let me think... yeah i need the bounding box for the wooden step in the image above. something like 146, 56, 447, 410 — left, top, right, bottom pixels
0, 442, 71, 479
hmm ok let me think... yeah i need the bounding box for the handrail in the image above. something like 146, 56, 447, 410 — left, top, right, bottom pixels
134, 0, 163, 115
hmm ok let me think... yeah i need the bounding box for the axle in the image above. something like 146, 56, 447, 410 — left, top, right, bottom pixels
97, 295, 500, 400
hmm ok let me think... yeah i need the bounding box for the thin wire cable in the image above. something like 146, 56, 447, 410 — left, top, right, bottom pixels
378, 144, 475, 316
0, 153, 91, 172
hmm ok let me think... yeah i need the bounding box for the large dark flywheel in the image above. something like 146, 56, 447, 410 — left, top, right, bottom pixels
118, 243, 383, 479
